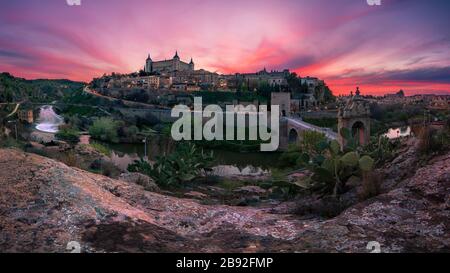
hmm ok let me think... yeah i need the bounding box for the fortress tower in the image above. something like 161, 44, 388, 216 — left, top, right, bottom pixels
189, 58, 195, 71
144, 51, 194, 73
144, 54, 153, 73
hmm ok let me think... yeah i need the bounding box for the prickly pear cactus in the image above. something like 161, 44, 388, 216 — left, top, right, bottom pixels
359, 155, 375, 172
340, 152, 360, 167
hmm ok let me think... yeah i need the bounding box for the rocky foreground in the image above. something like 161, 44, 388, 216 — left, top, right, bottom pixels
0, 148, 448, 253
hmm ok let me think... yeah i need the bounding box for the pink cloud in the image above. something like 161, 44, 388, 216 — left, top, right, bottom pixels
0, 0, 448, 95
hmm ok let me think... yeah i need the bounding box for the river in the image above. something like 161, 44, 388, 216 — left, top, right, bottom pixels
35, 105, 281, 172
35, 105, 427, 173
384, 126, 412, 139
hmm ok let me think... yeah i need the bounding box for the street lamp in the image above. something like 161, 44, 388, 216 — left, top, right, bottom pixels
7, 120, 18, 140
142, 137, 148, 159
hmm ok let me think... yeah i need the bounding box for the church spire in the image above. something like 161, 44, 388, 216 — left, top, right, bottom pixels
173, 50, 179, 59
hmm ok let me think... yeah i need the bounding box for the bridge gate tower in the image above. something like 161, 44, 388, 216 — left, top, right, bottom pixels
338, 87, 371, 148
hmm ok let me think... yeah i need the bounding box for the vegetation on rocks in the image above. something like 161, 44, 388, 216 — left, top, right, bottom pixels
128, 143, 214, 187
89, 142, 112, 156
295, 139, 375, 196
418, 124, 450, 156
278, 129, 402, 198
362, 135, 400, 166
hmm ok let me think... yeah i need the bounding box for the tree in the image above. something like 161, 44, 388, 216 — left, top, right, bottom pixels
257, 81, 274, 102
56, 126, 80, 144
118, 123, 140, 142
124, 89, 149, 103
139, 70, 151, 77
322, 86, 335, 102
89, 117, 119, 143
286, 72, 302, 93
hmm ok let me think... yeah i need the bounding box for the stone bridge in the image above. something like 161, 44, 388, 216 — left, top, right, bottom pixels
279, 117, 338, 150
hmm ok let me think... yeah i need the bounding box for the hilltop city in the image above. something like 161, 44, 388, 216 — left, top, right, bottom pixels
86, 50, 449, 114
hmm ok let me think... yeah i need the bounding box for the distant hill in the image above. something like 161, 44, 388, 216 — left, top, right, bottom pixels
0, 72, 85, 103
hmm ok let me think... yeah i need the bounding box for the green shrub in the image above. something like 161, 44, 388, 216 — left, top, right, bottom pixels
419, 126, 450, 155
278, 144, 302, 168
58, 151, 80, 168
90, 142, 112, 156
430, 128, 450, 153
100, 161, 120, 178
55, 127, 80, 144
269, 168, 301, 199
89, 117, 119, 143
363, 135, 399, 166
0, 137, 24, 149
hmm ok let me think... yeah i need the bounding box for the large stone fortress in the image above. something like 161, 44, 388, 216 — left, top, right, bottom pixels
145, 51, 194, 73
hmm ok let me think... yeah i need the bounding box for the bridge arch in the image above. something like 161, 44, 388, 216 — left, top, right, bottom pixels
351, 120, 366, 145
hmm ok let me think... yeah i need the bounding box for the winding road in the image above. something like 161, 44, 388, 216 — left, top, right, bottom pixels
0, 102, 22, 119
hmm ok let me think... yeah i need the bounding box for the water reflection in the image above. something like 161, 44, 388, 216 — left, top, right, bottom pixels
95, 136, 175, 160
35, 106, 64, 133
211, 165, 269, 177
110, 152, 139, 171
93, 136, 279, 173
384, 126, 412, 139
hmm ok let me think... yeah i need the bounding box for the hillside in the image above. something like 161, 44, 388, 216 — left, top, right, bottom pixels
0, 72, 85, 103
0, 147, 448, 253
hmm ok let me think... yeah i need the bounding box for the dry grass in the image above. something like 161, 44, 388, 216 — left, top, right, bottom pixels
358, 170, 382, 201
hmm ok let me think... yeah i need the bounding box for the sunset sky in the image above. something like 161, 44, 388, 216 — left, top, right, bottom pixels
0, 0, 449, 95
